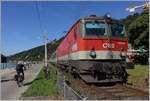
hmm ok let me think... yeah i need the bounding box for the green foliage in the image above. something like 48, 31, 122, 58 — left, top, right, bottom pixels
121, 10, 149, 49
133, 51, 149, 65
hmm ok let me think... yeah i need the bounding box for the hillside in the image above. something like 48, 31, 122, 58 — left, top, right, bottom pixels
8, 10, 149, 61
7, 37, 64, 61
121, 10, 149, 49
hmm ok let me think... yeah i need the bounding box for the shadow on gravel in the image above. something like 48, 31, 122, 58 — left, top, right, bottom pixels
23, 77, 43, 86
1, 78, 14, 82
88, 82, 122, 87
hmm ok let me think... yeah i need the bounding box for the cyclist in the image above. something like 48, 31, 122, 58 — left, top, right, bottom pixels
15, 61, 25, 87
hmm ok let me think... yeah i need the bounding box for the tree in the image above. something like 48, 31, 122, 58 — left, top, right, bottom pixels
121, 10, 149, 49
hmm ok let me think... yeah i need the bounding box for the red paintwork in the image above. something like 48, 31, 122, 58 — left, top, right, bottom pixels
78, 38, 128, 51
57, 21, 79, 57
56, 20, 128, 58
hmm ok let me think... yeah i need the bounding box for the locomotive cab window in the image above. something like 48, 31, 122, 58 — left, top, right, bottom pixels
84, 21, 107, 38
110, 23, 126, 38
74, 27, 77, 40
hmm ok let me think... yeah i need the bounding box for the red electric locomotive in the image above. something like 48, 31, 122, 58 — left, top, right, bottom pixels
55, 14, 128, 83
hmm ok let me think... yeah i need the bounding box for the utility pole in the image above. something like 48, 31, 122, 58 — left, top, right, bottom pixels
43, 33, 50, 80
44, 33, 48, 67
36, 1, 50, 79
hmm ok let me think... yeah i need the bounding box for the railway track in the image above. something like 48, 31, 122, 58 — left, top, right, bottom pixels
61, 70, 149, 100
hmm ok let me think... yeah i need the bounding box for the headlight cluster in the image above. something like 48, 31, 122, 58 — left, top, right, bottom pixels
90, 49, 96, 58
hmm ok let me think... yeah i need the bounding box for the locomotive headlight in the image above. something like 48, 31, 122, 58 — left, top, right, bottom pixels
90, 49, 96, 58
120, 48, 127, 59
121, 51, 126, 57
106, 13, 111, 18
104, 13, 111, 19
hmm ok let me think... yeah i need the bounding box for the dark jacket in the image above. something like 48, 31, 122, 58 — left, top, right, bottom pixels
16, 64, 24, 73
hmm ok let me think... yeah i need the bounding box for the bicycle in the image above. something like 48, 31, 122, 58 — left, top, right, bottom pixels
14, 73, 24, 87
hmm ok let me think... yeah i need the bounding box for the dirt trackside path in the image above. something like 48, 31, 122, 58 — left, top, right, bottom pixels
0, 63, 43, 100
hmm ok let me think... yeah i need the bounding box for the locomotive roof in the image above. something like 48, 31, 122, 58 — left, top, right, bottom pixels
80, 16, 122, 23
63, 16, 122, 38
81, 16, 105, 20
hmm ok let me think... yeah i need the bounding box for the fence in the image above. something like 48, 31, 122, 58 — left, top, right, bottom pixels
57, 70, 88, 100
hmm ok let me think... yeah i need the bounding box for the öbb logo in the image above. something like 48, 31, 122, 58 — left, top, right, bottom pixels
103, 43, 115, 48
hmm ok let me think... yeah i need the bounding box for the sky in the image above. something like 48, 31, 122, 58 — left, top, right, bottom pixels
1, 1, 145, 56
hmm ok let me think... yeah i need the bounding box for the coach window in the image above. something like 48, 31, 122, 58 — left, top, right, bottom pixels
74, 27, 77, 40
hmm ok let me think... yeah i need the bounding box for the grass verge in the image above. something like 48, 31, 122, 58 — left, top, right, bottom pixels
22, 64, 58, 97
127, 65, 149, 89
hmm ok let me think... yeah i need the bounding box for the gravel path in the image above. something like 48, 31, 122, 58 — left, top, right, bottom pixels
0, 63, 43, 100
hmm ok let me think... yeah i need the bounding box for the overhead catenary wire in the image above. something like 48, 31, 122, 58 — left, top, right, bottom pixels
35, 1, 44, 34
35, 1, 49, 41
35, 1, 48, 67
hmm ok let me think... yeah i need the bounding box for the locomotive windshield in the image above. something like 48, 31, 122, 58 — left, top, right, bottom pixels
85, 21, 107, 37
110, 23, 126, 38
82, 19, 126, 38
